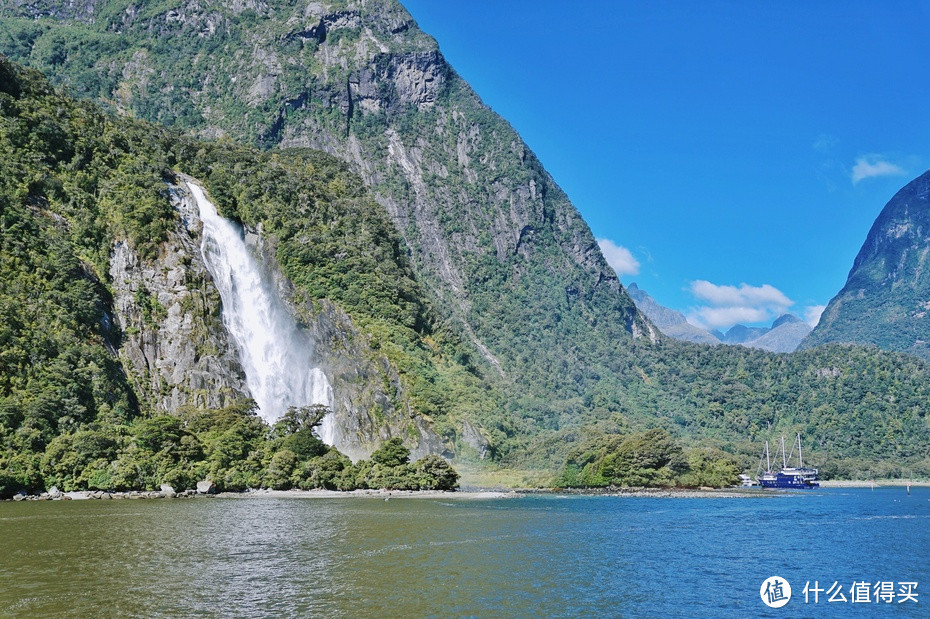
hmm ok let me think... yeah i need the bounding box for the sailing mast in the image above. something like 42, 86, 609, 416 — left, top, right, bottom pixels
780, 436, 787, 468
797, 433, 803, 468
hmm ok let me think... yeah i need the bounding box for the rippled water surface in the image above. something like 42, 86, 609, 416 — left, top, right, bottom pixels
1, 488, 928, 617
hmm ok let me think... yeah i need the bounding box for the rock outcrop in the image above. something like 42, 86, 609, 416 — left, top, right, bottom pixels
109, 182, 250, 412
112, 175, 444, 460
802, 170, 930, 360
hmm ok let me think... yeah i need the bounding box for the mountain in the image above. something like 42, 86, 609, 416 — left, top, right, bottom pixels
626, 283, 721, 345
721, 324, 769, 345
802, 170, 930, 360
0, 0, 663, 457
0, 0, 656, 400
2, 2, 930, 487
0, 55, 478, 495
721, 316, 811, 352
744, 314, 812, 353
627, 283, 810, 352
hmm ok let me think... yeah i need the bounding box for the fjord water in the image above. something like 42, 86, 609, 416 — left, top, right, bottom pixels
1, 488, 927, 617
191, 183, 334, 439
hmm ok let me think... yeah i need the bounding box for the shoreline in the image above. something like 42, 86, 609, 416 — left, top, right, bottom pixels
817, 480, 930, 488
6, 480, 927, 502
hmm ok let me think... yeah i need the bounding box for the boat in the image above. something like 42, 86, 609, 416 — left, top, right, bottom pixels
756, 433, 819, 489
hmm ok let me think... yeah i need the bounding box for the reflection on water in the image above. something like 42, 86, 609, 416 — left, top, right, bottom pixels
1, 489, 928, 617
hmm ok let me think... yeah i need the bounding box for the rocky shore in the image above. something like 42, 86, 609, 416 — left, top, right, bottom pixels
9, 480, 218, 501
17, 481, 914, 502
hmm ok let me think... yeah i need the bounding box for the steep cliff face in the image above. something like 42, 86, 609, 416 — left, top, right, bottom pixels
802, 170, 930, 360
110, 175, 444, 460
0, 0, 655, 406
109, 183, 250, 412
241, 206, 445, 461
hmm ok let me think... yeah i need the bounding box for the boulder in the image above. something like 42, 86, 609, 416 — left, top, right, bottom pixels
196, 480, 216, 494
47, 486, 62, 499
160, 483, 177, 498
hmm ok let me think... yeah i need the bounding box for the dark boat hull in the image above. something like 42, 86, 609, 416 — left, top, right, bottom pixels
759, 473, 819, 489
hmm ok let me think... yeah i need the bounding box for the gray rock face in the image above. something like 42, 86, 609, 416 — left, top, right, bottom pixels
627, 283, 721, 345
802, 169, 930, 360
245, 219, 445, 461
109, 182, 250, 412
745, 317, 811, 353
196, 480, 216, 494
460, 420, 491, 459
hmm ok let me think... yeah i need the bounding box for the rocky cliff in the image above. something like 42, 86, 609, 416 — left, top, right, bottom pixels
109, 182, 250, 412
802, 170, 930, 360
110, 176, 442, 460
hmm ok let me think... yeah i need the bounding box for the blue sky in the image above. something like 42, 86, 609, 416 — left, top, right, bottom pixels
401, 0, 930, 331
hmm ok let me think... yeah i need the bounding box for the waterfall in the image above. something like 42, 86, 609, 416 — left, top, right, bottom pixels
189, 182, 335, 444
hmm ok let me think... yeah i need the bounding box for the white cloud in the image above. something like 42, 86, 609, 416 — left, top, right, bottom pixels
597, 238, 640, 277
690, 281, 793, 309
686, 280, 794, 330
851, 155, 906, 184
804, 304, 826, 328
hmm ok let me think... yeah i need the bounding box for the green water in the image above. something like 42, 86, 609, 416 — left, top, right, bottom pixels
1, 490, 928, 617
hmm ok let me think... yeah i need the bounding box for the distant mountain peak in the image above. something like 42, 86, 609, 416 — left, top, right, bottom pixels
628, 284, 810, 352
626, 282, 721, 344
802, 169, 930, 360
772, 313, 802, 328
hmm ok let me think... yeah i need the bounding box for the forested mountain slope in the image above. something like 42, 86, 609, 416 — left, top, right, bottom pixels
802, 170, 930, 361
0, 56, 472, 495
0, 0, 657, 406
1, 1, 930, 484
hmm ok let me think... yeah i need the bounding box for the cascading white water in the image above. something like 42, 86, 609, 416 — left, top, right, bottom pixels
189, 182, 336, 444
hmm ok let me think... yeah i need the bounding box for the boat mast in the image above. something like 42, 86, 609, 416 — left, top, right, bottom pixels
765, 441, 771, 472
797, 433, 803, 468
780, 436, 787, 468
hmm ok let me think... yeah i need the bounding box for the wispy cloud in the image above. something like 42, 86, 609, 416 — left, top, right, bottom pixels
851, 155, 906, 184
686, 280, 794, 330
812, 133, 838, 153
804, 304, 826, 328
597, 238, 640, 278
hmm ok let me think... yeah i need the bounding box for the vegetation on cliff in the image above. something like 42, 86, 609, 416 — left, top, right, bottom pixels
801, 170, 930, 361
